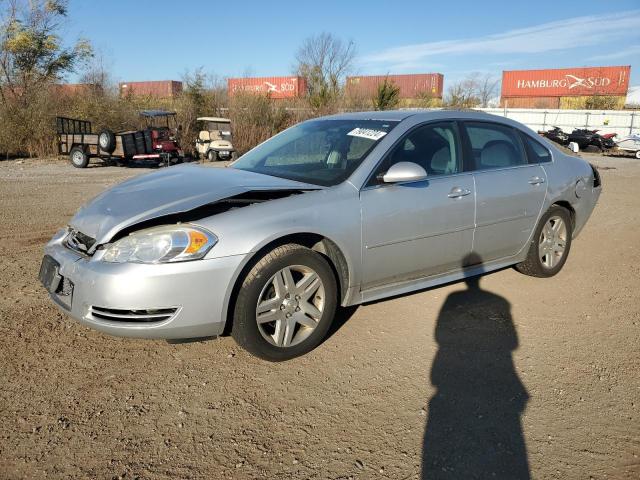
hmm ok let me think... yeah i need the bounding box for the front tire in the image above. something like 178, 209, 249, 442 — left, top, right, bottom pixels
515, 205, 572, 277
231, 244, 338, 361
207, 150, 217, 162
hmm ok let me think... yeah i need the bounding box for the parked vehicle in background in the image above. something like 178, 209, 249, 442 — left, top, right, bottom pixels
194, 117, 234, 161
41, 110, 601, 361
56, 110, 184, 168
539, 126, 569, 146
613, 134, 640, 158
567, 128, 616, 152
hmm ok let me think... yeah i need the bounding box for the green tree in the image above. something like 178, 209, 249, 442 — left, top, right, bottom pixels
373, 77, 400, 110
0, 0, 92, 156
0, 0, 92, 104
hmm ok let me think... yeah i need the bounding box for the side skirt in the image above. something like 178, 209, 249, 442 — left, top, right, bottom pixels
356, 256, 523, 305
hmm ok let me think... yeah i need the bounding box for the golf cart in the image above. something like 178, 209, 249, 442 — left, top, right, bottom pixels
195, 117, 234, 161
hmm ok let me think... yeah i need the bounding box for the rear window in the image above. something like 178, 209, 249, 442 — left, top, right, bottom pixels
521, 133, 552, 163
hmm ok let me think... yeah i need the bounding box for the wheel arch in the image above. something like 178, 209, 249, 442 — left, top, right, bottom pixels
551, 200, 576, 230
221, 232, 352, 336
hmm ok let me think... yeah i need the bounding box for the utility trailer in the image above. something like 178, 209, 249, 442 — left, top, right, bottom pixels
56, 112, 184, 168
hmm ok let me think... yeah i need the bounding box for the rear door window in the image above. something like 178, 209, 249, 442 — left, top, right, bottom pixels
463, 122, 527, 170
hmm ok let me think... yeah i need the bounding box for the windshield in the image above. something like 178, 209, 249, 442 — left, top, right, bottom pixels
206, 121, 232, 139
231, 119, 398, 186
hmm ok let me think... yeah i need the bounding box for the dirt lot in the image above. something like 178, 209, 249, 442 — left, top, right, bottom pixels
1, 155, 639, 480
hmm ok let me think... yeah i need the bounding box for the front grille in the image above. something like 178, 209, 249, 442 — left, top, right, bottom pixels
89, 306, 178, 323
65, 229, 96, 255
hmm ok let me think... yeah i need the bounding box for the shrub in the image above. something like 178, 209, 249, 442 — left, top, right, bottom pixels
373, 78, 400, 110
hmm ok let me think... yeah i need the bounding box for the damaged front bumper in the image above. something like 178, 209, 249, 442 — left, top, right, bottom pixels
41, 232, 244, 339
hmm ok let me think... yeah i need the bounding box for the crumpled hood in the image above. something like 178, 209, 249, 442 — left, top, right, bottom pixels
69, 164, 319, 245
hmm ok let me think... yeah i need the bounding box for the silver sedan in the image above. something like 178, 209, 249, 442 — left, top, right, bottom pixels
40, 110, 601, 360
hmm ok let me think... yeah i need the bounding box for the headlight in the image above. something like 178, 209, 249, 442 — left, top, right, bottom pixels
102, 225, 217, 264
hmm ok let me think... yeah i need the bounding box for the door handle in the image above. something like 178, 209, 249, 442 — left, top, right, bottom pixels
448, 187, 472, 198
529, 176, 546, 185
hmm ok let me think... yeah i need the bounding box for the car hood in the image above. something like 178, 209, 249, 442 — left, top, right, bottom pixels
69, 164, 320, 246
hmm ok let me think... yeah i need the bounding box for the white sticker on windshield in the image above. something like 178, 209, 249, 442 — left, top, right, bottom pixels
347, 128, 387, 141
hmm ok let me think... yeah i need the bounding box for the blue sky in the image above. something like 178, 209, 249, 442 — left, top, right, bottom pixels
64, 0, 640, 88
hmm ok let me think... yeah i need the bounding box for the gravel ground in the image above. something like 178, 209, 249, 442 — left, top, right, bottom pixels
0, 154, 638, 480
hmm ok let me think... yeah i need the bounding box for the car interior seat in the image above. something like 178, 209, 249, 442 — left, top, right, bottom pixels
479, 140, 518, 169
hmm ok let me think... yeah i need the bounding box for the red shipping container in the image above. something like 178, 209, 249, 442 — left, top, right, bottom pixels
228, 76, 307, 99
52, 83, 92, 96
346, 74, 444, 99
501, 66, 630, 98
119, 80, 183, 98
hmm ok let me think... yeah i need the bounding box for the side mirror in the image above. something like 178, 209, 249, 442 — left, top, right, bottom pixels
382, 161, 428, 183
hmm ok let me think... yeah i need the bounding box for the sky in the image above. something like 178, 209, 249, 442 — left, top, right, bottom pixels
63, 0, 640, 90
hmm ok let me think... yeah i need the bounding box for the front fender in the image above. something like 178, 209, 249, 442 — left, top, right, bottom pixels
196, 185, 363, 322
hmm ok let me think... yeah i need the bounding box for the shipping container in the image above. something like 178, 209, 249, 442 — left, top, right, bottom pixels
500, 96, 560, 109
346, 73, 444, 99
53, 83, 92, 96
399, 97, 443, 108
559, 95, 626, 110
501, 66, 630, 98
227, 76, 307, 99
119, 80, 183, 98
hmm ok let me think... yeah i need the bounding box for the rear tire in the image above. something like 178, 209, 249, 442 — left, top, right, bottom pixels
231, 244, 338, 361
515, 205, 573, 277
69, 146, 89, 168
98, 130, 116, 153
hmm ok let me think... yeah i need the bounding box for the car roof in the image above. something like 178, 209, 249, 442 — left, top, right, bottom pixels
197, 117, 230, 122
321, 109, 536, 133
322, 109, 503, 122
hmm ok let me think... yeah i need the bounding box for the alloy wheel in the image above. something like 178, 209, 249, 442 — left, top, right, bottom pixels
255, 265, 325, 348
539, 216, 567, 269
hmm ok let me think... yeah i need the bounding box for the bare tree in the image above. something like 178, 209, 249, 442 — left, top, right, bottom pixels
79, 51, 112, 94
476, 73, 500, 108
294, 32, 356, 108
445, 76, 480, 108
444, 73, 499, 108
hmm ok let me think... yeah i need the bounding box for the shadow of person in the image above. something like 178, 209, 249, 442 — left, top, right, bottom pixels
422, 253, 530, 479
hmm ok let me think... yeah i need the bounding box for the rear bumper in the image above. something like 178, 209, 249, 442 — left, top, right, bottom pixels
43, 235, 245, 339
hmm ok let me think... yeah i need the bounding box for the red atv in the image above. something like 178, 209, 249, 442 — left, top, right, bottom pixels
133, 110, 184, 165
